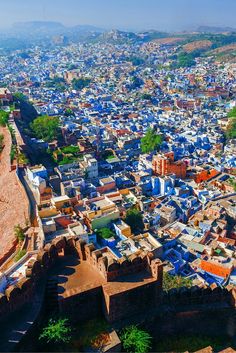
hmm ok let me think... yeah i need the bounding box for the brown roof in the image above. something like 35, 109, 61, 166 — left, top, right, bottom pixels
102, 270, 157, 296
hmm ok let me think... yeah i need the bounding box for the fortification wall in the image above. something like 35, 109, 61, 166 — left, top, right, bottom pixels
162, 284, 234, 307
1, 234, 236, 328
58, 286, 103, 322
77, 240, 154, 282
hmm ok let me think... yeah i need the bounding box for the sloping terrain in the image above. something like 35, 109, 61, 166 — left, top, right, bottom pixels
210, 43, 236, 54
0, 127, 29, 260
183, 40, 212, 53
209, 43, 236, 62
154, 37, 186, 45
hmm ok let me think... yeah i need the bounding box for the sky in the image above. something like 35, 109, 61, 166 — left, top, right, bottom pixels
1, 0, 236, 31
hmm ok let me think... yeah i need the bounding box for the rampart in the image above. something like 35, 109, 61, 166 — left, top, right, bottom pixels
0, 235, 236, 327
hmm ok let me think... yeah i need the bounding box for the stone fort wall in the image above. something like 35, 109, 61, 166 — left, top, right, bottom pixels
0, 235, 236, 325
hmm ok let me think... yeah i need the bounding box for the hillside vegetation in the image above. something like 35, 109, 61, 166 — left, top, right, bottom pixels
183, 40, 212, 53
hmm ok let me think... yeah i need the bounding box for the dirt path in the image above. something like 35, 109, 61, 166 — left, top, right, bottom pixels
0, 127, 29, 259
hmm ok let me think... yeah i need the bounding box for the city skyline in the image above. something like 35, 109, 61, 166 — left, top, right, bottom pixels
1, 0, 236, 31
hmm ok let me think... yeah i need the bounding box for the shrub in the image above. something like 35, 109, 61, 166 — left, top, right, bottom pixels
120, 325, 152, 353
97, 228, 115, 239
0, 110, 9, 126
30, 115, 60, 142
141, 128, 162, 154
72, 77, 91, 90
163, 272, 193, 291
39, 318, 72, 344
14, 224, 25, 242
14, 249, 27, 262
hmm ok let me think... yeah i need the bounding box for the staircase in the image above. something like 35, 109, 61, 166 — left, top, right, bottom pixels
44, 276, 59, 313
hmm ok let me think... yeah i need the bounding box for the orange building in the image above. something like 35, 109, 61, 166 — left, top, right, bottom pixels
152, 152, 187, 179
200, 259, 233, 278
192, 168, 220, 184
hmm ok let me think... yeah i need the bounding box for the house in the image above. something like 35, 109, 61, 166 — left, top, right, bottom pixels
153, 152, 187, 179
26, 165, 48, 183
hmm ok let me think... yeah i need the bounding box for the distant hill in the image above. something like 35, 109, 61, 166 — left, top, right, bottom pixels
10, 21, 105, 37
208, 43, 236, 63
12, 21, 65, 35
4, 22, 169, 45
183, 40, 212, 53
99, 29, 140, 44
96, 29, 169, 44
197, 25, 236, 33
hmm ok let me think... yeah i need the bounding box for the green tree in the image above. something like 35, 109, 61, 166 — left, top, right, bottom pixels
30, 115, 60, 142
39, 318, 71, 344
0, 110, 9, 127
17, 152, 29, 165
227, 107, 236, 118
14, 224, 25, 242
72, 77, 91, 90
141, 128, 162, 154
64, 108, 74, 117
14, 249, 27, 262
163, 272, 193, 291
61, 145, 80, 154
120, 326, 152, 353
226, 107, 236, 139
97, 227, 115, 239
13, 92, 27, 101
125, 207, 144, 234
175, 51, 200, 68
228, 178, 236, 192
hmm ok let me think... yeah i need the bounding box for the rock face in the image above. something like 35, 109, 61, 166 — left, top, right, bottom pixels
0, 127, 29, 261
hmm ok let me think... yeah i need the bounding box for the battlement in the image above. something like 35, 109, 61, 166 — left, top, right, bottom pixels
78, 240, 161, 282
0, 235, 236, 326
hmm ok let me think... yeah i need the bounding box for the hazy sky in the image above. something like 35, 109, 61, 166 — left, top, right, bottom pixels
1, 0, 236, 31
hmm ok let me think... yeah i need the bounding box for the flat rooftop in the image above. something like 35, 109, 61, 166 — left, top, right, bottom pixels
92, 198, 114, 209
103, 270, 157, 296
55, 257, 106, 299
100, 177, 115, 185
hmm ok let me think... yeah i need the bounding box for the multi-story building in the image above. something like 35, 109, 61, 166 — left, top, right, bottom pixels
152, 152, 187, 179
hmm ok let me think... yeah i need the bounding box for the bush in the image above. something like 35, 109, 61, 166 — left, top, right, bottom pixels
17, 152, 29, 165
120, 325, 152, 353
97, 228, 115, 240
58, 156, 77, 165
14, 249, 27, 262
141, 128, 162, 154
14, 224, 25, 242
226, 108, 236, 139
61, 145, 80, 154
30, 115, 60, 142
72, 77, 91, 90
0, 110, 9, 127
39, 318, 71, 344
163, 272, 193, 291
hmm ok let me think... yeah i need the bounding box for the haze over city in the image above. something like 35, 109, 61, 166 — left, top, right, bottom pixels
1, 0, 236, 31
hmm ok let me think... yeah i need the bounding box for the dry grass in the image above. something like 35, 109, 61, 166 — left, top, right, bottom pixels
183, 40, 212, 53
154, 37, 186, 45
